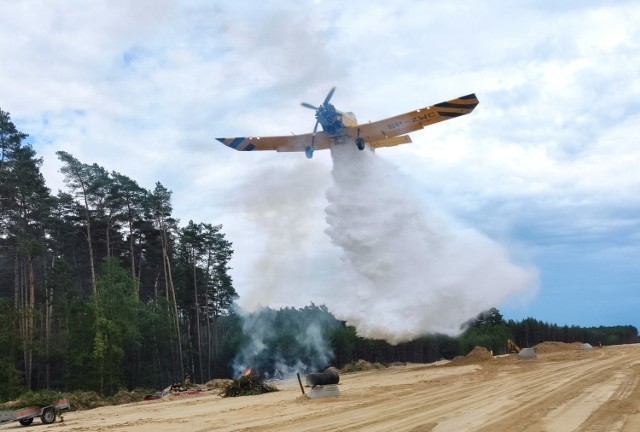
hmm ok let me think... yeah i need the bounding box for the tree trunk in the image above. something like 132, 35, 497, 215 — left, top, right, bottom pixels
78, 181, 97, 296
24, 254, 35, 391
193, 256, 203, 384
162, 229, 183, 381
205, 289, 211, 381
106, 214, 111, 258
85, 214, 97, 296
45, 254, 52, 389
127, 205, 138, 298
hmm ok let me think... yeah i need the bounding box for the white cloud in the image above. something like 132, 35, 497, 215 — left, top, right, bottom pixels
1, 0, 639, 330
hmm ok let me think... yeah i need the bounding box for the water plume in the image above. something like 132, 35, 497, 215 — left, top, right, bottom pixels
323, 143, 536, 343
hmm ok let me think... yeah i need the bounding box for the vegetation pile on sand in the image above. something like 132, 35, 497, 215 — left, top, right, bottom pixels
341, 359, 385, 373
0, 389, 162, 411
533, 341, 583, 353
109, 389, 150, 405
0, 390, 65, 410
205, 379, 234, 390
220, 373, 279, 397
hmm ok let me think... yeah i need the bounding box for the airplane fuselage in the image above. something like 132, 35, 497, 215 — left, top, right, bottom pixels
317, 103, 357, 136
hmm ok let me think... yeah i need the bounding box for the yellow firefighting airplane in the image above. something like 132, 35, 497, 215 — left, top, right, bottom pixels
216, 88, 479, 159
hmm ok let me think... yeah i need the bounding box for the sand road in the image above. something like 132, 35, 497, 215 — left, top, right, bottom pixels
3, 344, 639, 432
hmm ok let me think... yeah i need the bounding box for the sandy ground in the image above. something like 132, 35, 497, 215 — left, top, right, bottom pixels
3, 343, 639, 432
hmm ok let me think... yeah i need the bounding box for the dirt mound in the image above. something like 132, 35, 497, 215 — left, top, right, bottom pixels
448, 346, 493, 366
534, 341, 582, 353
466, 346, 493, 361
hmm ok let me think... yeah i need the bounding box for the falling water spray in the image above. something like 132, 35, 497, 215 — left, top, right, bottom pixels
322, 143, 536, 343
232, 142, 536, 371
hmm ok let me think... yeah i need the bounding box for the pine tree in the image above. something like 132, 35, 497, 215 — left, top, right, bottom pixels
0, 109, 53, 390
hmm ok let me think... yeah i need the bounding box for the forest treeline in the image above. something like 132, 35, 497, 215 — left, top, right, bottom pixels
1, 108, 237, 400
1, 109, 637, 402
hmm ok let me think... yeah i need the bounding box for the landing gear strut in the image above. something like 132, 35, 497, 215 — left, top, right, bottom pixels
355, 137, 365, 151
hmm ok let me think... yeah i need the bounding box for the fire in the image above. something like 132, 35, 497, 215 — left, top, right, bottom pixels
242, 368, 252, 376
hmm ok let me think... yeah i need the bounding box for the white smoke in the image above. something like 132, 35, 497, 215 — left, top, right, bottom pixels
231, 305, 338, 378
322, 143, 537, 343
234, 159, 334, 311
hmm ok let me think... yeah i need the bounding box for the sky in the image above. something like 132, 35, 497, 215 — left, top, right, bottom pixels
1, 0, 638, 334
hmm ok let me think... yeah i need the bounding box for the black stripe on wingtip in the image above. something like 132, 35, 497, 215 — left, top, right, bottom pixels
460, 93, 477, 100
434, 102, 476, 109
438, 111, 465, 118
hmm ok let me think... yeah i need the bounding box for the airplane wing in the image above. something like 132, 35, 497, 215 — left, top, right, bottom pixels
216, 132, 332, 153
368, 135, 412, 149
346, 93, 479, 147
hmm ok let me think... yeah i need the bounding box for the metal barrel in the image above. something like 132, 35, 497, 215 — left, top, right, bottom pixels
306, 371, 340, 388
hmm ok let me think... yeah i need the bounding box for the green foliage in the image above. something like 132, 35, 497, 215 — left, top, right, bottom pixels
221, 373, 278, 397
65, 391, 109, 410
459, 308, 512, 355
1, 110, 242, 400
0, 359, 22, 401
507, 317, 638, 348
91, 257, 144, 393
341, 359, 385, 373
108, 389, 149, 405
0, 299, 22, 400
2, 390, 64, 409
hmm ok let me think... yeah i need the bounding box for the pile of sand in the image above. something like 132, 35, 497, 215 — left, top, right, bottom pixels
449, 346, 493, 366
466, 346, 493, 361
533, 341, 582, 353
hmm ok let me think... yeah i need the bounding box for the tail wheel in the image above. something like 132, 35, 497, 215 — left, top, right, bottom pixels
356, 138, 365, 150
41, 409, 56, 424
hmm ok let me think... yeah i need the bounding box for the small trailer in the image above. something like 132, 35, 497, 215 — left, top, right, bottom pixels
0, 399, 70, 426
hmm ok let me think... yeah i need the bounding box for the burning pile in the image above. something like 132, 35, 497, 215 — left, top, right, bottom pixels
221, 372, 279, 398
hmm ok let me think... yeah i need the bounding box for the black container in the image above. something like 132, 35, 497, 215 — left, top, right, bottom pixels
306, 371, 340, 388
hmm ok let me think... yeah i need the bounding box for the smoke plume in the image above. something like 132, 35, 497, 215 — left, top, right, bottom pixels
231, 304, 339, 378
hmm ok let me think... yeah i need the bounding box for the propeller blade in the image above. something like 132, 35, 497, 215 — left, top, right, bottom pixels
301, 89, 334, 160
323, 87, 336, 105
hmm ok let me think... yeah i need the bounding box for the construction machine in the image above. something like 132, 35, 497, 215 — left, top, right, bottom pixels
507, 339, 521, 353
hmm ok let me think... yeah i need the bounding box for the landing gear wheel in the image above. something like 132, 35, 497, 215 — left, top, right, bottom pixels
356, 138, 365, 150
41, 409, 56, 424
19, 418, 34, 426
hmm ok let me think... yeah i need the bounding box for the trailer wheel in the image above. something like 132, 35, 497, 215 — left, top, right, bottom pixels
19, 418, 34, 426
41, 409, 56, 424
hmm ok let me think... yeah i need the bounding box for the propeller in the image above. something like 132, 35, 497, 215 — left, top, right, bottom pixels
323, 86, 336, 105
300, 87, 336, 159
